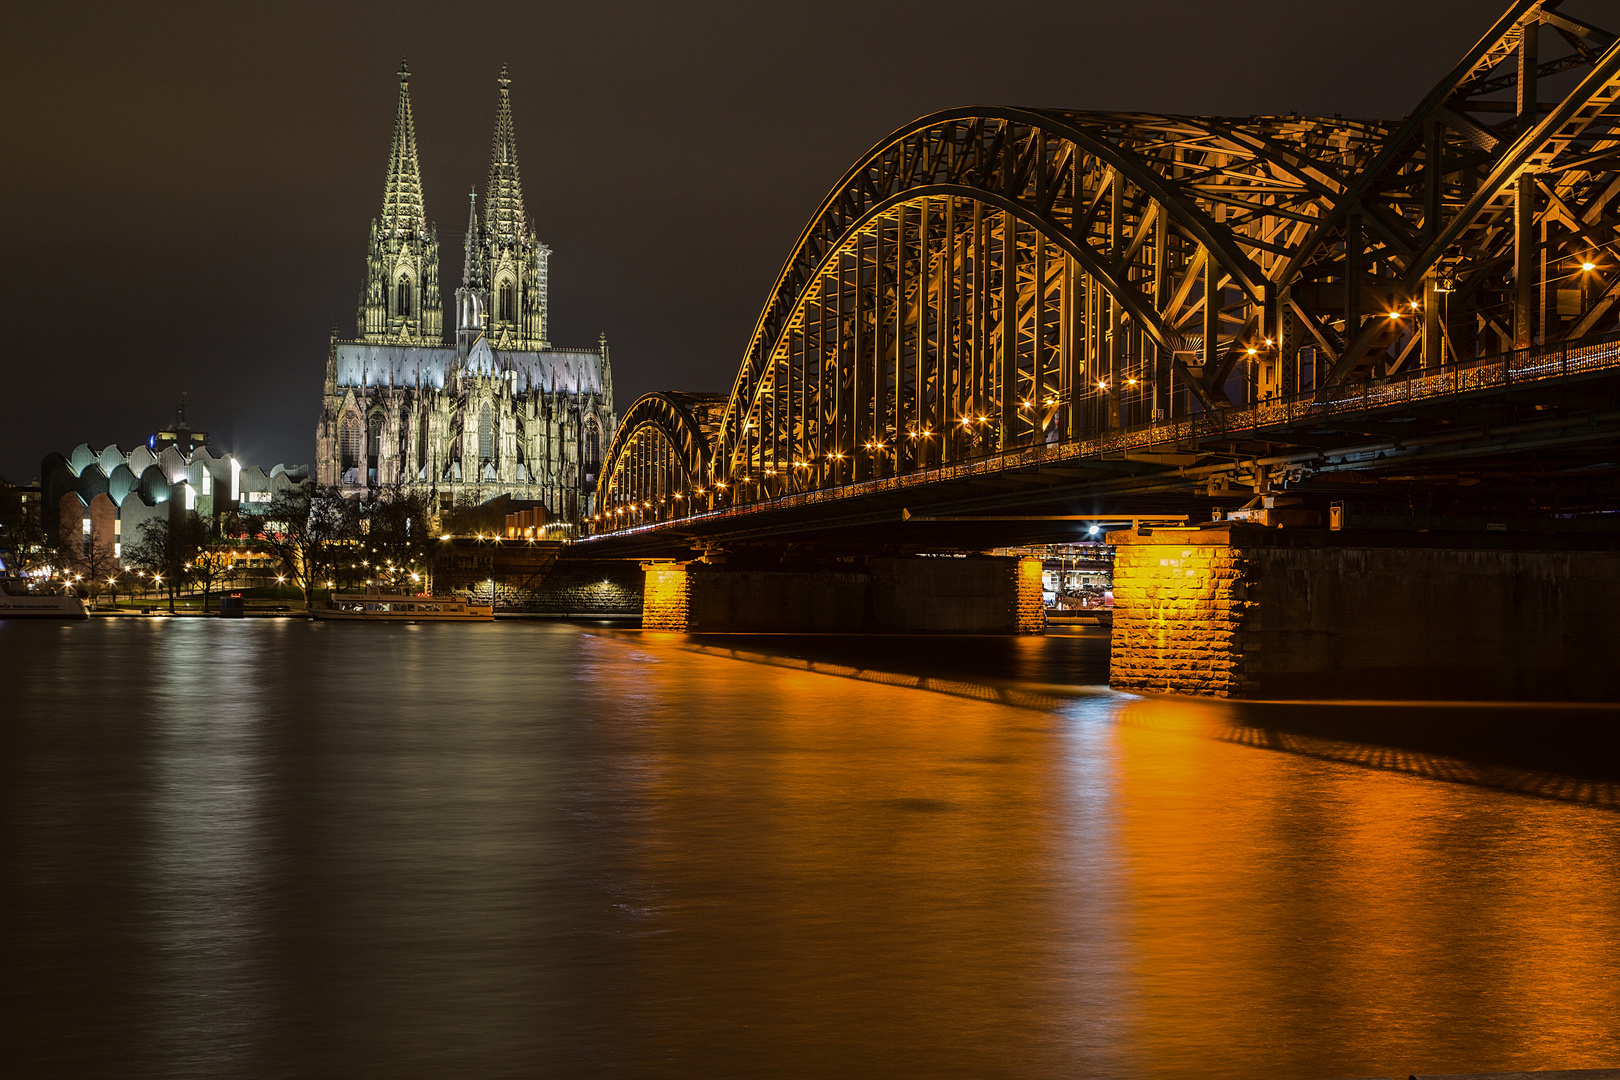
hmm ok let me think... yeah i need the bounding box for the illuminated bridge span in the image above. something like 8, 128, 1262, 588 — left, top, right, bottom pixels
592, 0, 1620, 554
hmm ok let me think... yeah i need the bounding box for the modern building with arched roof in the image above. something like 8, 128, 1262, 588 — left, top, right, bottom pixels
41, 401, 309, 571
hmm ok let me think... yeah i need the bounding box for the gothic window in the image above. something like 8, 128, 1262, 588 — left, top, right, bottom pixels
499, 280, 515, 322
396, 277, 413, 318
340, 414, 363, 470
367, 412, 383, 486
479, 403, 493, 464
583, 417, 601, 471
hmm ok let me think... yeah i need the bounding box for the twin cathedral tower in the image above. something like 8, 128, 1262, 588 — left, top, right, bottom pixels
317, 62, 616, 522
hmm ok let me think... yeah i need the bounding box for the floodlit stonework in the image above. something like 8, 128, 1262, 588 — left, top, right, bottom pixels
1108, 525, 1620, 700
640, 564, 692, 630
316, 63, 616, 522
1108, 529, 1254, 698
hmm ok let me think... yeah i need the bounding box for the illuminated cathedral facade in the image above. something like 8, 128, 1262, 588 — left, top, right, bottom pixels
316, 63, 616, 522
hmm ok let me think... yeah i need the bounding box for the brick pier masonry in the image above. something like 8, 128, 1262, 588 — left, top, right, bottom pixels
643, 555, 1046, 634
431, 539, 643, 615
1108, 524, 1620, 700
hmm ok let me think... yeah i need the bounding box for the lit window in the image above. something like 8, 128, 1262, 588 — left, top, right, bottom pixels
201, 470, 212, 495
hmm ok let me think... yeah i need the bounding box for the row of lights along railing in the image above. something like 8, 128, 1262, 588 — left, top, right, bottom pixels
589, 257, 1608, 535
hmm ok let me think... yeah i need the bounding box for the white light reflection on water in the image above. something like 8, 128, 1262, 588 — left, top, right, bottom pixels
145, 619, 275, 1075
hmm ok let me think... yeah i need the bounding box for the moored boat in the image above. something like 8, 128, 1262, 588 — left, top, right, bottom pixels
0, 578, 88, 619
311, 586, 493, 622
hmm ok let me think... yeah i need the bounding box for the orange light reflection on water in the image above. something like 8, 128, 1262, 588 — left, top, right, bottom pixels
580, 635, 1620, 1079
1111, 696, 1620, 1080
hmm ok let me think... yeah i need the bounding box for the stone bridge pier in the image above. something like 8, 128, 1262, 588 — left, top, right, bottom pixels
641, 554, 1046, 635
1107, 525, 1620, 701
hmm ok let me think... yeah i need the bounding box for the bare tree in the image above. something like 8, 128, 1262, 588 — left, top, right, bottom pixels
249, 487, 354, 612
48, 509, 119, 604
124, 518, 194, 613
363, 485, 432, 588
186, 513, 237, 614
0, 483, 51, 577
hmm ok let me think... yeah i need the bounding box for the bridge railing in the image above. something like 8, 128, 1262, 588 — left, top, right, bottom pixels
589, 327, 1620, 538
1225, 328, 1620, 438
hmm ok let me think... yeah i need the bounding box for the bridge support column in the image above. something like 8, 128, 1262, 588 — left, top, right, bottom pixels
641, 562, 692, 630
1108, 525, 1620, 700
638, 555, 1045, 635
1109, 528, 1253, 697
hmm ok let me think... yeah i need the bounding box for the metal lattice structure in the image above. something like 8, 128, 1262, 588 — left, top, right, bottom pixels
597, 393, 727, 522
593, 0, 1619, 533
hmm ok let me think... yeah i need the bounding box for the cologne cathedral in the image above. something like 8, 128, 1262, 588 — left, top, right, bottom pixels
316, 63, 616, 523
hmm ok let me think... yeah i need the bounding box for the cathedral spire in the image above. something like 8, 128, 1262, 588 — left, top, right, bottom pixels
461, 188, 483, 286
381, 59, 426, 234
456, 188, 488, 354
483, 65, 527, 244
357, 60, 441, 344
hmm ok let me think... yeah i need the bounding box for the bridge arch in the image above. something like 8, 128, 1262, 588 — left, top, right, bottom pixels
594, 392, 725, 529
703, 105, 1402, 504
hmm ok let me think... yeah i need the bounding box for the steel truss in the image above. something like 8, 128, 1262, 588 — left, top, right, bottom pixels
593, 0, 1619, 532
597, 392, 726, 530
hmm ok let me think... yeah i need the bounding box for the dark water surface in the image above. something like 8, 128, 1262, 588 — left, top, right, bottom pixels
2, 619, 1618, 1079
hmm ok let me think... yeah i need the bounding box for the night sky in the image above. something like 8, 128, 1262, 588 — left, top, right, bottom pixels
1, 0, 1508, 482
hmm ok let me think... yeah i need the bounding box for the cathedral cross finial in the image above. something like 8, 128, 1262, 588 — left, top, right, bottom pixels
498, 64, 510, 91
398, 58, 410, 84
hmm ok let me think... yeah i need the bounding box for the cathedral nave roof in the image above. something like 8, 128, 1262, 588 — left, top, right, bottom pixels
333, 341, 605, 396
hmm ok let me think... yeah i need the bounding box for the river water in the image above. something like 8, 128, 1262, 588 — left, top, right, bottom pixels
2, 618, 1617, 1079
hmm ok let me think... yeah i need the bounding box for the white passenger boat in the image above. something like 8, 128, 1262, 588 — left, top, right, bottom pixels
0, 578, 88, 619
311, 586, 493, 622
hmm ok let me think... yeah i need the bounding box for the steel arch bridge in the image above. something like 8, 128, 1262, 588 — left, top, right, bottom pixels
597, 392, 727, 517
592, 0, 1620, 536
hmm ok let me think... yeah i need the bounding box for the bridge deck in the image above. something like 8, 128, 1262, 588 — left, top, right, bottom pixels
584, 331, 1620, 558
